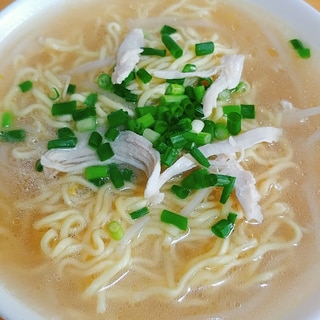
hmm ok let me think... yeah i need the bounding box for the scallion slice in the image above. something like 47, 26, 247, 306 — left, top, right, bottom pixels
182, 63, 197, 73
137, 68, 152, 84
141, 47, 167, 57
52, 101, 77, 116
161, 209, 188, 231
227, 111, 241, 136
214, 123, 229, 140
161, 34, 183, 59
241, 104, 255, 119
67, 84, 76, 95
108, 163, 124, 188
47, 137, 77, 149
1, 112, 14, 128
195, 41, 214, 56
220, 176, 236, 204
97, 73, 113, 90
161, 146, 179, 166
107, 221, 124, 241
290, 38, 311, 59
211, 212, 237, 238
88, 131, 103, 149
190, 146, 210, 167
76, 117, 97, 132
18, 80, 33, 93
160, 25, 177, 35
130, 206, 149, 220
84, 93, 98, 108
97, 142, 114, 161
57, 127, 74, 139
0, 129, 26, 142
104, 127, 120, 141
84, 165, 108, 180
107, 109, 129, 127
171, 185, 190, 199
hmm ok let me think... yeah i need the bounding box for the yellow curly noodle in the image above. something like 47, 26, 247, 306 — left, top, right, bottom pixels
0, 0, 311, 318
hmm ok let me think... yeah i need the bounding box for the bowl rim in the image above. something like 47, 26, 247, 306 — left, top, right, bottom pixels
0, 0, 320, 319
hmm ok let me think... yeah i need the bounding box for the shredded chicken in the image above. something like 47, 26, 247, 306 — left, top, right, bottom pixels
202, 54, 245, 118
111, 28, 145, 84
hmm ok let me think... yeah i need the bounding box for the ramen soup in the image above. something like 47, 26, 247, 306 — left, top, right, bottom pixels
0, 0, 320, 319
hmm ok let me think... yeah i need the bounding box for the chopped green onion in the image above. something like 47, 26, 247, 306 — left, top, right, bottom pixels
165, 83, 185, 95
227, 111, 241, 135
18, 80, 33, 93
84, 165, 108, 180
1, 112, 14, 128
160, 25, 177, 35
168, 132, 188, 149
141, 47, 167, 57
76, 117, 97, 132
161, 34, 183, 59
122, 70, 136, 86
160, 94, 188, 105
241, 104, 255, 119
108, 163, 124, 188
97, 142, 114, 161
153, 120, 168, 134
88, 131, 103, 149
161, 209, 188, 231
137, 68, 152, 84
190, 146, 210, 167
161, 146, 179, 166
202, 120, 215, 142
182, 63, 197, 73
193, 85, 205, 103
184, 131, 212, 146
67, 84, 76, 95
0, 129, 26, 142
107, 109, 129, 127
214, 123, 229, 140
222, 104, 241, 115
104, 127, 119, 141
57, 127, 75, 139
135, 106, 156, 117
195, 41, 214, 56
211, 212, 237, 238
97, 73, 113, 91
175, 117, 192, 132
171, 184, 190, 199
47, 137, 77, 149
136, 113, 155, 129
52, 101, 77, 116
143, 128, 161, 143
214, 174, 233, 186
220, 176, 236, 204
48, 87, 60, 101
227, 212, 238, 224
72, 107, 96, 121
181, 168, 214, 190
107, 221, 124, 241
130, 206, 149, 220
166, 78, 185, 85
35, 159, 43, 172
290, 38, 311, 59
84, 93, 98, 108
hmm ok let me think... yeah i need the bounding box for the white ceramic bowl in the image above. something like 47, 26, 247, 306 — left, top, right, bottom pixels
0, 0, 319, 319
